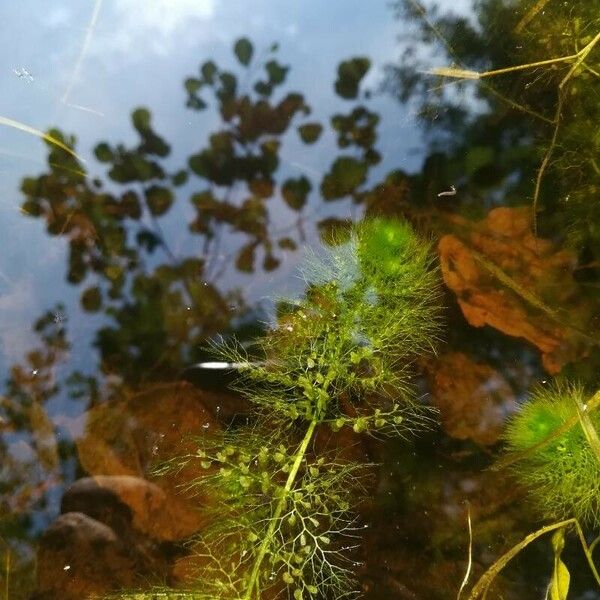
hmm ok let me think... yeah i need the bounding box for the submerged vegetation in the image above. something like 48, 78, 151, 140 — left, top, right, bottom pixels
2, 0, 600, 598
113, 218, 441, 599
504, 383, 600, 528
467, 383, 600, 599
399, 0, 600, 594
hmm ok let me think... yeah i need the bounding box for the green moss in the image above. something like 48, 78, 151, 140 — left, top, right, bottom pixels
504, 382, 600, 527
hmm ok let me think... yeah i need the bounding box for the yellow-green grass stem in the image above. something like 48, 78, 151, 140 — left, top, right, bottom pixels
0, 116, 84, 163
468, 518, 600, 599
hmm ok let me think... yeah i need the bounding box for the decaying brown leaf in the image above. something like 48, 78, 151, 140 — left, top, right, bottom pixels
429, 352, 515, 446
77, 382, 220, 476
439, 207, 594, 373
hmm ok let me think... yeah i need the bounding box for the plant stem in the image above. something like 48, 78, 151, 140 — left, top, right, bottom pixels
532, 30, 600, 235
468, 518, 576, 599
243, 418, 317, 600
4, 549, 9, 600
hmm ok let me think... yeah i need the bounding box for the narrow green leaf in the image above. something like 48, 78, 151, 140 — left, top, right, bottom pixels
468, 519, 576, 599
548, 559, 570, 600
573, 396, 600, 466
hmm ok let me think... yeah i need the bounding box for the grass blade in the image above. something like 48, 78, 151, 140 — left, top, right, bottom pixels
0, 116, 84, 162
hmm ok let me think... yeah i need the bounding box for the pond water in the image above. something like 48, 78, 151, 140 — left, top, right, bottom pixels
1, 1, 599, 599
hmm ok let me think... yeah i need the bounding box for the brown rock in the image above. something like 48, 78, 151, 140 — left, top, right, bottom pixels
76, 382, 223, 535
77, 382, 219, 481
63, 475, 205, 541
35, 512, 135, 599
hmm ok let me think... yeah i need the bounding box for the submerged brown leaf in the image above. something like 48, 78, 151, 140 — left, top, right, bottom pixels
429, 352, 515, 446
439, 207, 594, 373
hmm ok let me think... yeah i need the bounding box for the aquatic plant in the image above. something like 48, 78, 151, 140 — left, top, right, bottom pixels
503, 382, 600, 527
113, 217, 441, 600
467, 383, 600, 599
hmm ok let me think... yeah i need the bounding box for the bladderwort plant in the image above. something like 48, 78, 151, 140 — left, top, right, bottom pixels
504, 383, 600, 527
467, 382, 600, 599
112, 217, 441, 600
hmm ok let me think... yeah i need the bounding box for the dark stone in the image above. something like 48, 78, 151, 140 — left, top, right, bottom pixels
61, 477, 133, 534
34, 477, 189, 599
34, 512, 135, 599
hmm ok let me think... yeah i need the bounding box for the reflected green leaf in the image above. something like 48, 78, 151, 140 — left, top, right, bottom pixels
81, 286, 102, 312
278, 237, 297, 250
249, 178, 274, 198
171, 170, 188, 186
334, 57, 371, 99
184, 77, 203, 94
282, 176, 311, 210
298, 123, 323, 144
121, 191, 142, 219
94, 143, 114, 163
218, 72, 237, 103
236, 243, 257, 272
67, 248, 87, 283
109, 155, 155, 183
132, 107, 151, 132
201, 60, 217, 83
145, 185, 174, 216
263, 253, 280, 271
266, 60, 289, 85
320, 156, 367, 199
136, 229, 161, 253
186, 95, 207, 110
20, 198, 42, 217
254, 81, 273, 96
234, 38, 254, 66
